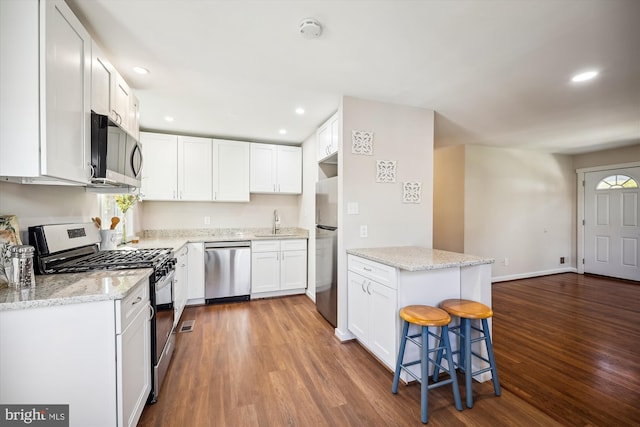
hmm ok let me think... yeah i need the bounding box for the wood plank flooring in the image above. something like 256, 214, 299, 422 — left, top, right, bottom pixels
138, 273, 639, 426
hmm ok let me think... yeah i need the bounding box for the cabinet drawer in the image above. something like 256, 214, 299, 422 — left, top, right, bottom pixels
116, 280, 150, 334
280, 239, 306, 251
252, 240, 280, 253
347, 255, 397, 289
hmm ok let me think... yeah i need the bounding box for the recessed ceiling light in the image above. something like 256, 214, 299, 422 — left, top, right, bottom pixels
295, 107, 305, 115
571, 70, 599, 82
279, 129, 287, 135
164, 116, 174, 122
133, 66, 150, 75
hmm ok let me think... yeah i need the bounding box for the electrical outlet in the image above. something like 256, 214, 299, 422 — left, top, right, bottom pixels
360, 225, 368, 238
204, 216, 211, 225
504, 257, 509, 266
560, 256, 565, 264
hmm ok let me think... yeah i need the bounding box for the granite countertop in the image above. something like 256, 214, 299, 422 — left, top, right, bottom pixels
0, 268, 152, 312
126, 227, 309, 252
347, 246, 494, 271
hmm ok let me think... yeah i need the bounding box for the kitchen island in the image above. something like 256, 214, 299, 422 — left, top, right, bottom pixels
346, 246, 494, 382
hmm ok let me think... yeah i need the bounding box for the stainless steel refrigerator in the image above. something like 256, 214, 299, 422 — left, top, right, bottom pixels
316, 176, 338, 327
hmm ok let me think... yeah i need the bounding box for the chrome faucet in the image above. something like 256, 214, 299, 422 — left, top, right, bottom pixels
273, 209, 281, 234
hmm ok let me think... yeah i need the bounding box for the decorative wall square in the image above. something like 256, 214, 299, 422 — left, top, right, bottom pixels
403, 182, 422, 203
351, 130, 374, 155
376, 160, 397, 183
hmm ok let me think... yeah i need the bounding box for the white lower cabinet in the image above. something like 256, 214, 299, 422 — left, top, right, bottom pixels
174, 245, 189, 325
186, 242, 205, 305
0, 277, 151, 427
251, 239, 307, 296
117, 282, 152, 427
347, 255, 398, 370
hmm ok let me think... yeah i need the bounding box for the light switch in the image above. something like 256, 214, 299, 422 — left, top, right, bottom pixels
347, 202, 359, 215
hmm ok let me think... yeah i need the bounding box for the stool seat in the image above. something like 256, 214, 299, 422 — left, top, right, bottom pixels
440, 299, 493, 319
400, 305, 451, 327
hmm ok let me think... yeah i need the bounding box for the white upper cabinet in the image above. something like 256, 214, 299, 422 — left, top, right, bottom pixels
91, 41, 114, 117
317, 112, 339, 163
249, 143, 302, 194
214, 139, 250, 202
178, 136, 213, 201
0, 0, 92, 184
112, 72, 131, 131
140, 132, 178, 200
141, 132, 250, 202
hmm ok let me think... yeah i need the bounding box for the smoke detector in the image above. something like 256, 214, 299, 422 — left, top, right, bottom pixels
299, 18, 322, 39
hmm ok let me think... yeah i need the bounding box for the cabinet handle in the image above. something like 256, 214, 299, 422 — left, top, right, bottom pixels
366, 282, 372, 295
131, 296, 142, 305
363, 266, 372, 272
148, 303, 155, 321
361, 280, 367, 293
273, 184, 276, 192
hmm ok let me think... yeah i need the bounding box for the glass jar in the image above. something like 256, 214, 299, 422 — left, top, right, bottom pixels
9, 245, 36, 288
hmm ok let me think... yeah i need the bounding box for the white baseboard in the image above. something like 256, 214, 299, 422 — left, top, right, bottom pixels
492, 267, 578, 283
305, 289, 316, 302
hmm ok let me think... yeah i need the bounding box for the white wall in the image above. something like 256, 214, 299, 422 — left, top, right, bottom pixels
573, 143, 640, 169
0, 181, 100, 242
463, 145, 576, 281
140, 194, 300, 230
337, 96, 435, 337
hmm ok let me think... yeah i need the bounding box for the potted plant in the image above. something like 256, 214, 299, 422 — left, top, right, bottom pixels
114, 194, 142, 244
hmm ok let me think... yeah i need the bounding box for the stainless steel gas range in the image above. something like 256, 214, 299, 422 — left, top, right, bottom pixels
28, 222, 176, 404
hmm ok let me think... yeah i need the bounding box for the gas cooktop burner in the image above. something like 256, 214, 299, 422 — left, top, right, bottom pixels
52, 248, 173, 273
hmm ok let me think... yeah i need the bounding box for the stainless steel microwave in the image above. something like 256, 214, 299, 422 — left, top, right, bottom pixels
90, 111, 143, 187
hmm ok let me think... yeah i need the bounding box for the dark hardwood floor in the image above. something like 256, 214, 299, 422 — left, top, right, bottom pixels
138, 273, 639, 426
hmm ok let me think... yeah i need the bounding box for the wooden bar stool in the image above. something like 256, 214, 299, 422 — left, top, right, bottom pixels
392, 305, 462, 424
435, 299, 501, 408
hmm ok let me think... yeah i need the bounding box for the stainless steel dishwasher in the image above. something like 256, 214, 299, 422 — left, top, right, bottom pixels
204, 241, 251, 303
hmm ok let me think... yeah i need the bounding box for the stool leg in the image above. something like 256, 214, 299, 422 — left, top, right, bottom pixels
441, 325, 462, 411
421, 325, 429, 424
463, 318, 473, 408
482, 318, 501, 397
392, 320, 409, 394
432, 333, 444, 382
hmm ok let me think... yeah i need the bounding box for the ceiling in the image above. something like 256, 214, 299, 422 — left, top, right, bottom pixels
67, 0, 640, 154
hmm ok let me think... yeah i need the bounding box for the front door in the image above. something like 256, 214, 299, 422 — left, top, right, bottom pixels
584, 167, 639, 281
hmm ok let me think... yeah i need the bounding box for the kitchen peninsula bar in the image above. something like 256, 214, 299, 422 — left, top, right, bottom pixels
346, 246, 494, 382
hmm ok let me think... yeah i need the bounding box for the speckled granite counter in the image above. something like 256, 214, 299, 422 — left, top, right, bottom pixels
0, 268, 152, 311
346, 246, 494, 271
125, 227, 309, 252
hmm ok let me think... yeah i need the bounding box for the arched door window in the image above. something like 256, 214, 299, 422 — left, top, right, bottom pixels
596, 174, 638, 190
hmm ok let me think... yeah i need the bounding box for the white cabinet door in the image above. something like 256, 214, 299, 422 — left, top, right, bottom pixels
129, 94, 140, 141
276, 146, 302, 194
369, 281, 397, 368
112, 71, 130, 130
317, 112, 339, 162
42, 0, 92, 184
187, 242, 205, 302
215, 139, 250, 202
178, 136, 213, 201
174, 246, 189, 326
91, 41, 114, 117
250, 143, 302, 194
117, 302, 151, 427
140, 132, 178, 200
347, 271, 369, 341
280, 249, 307, 290
250, 143, 277, 193
251, 251, 280, 293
